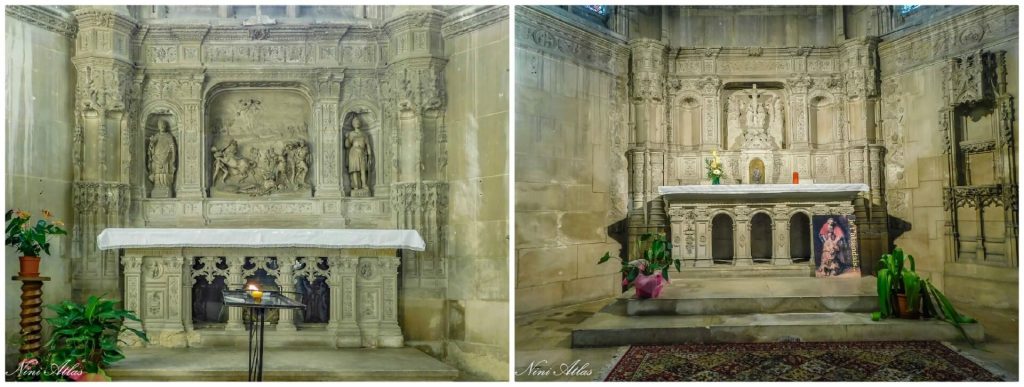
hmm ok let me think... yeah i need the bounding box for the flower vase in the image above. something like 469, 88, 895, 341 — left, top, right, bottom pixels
18, 256, 40, 277
633, 271, 665, 299
711, 176, 721, 185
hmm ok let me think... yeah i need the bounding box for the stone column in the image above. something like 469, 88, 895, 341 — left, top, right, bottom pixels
773, 218, 791, 265
378, 256, 403, 347
313, 70, 345, 198
276, 256, 297, 332
697, 76, 722, 151
225, 255, 245, 331
327, 255, 361, 347
787, 75, 812, 149
121, 255, 143, 330
181, 257, 194, 331
175, 74, 207, 199
166, 256, 185, 333
70, 7, 138, 301
384, 9, 448, 289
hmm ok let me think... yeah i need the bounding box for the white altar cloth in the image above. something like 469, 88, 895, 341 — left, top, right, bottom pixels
97, 228, 426, 251
659, 183, 868, 200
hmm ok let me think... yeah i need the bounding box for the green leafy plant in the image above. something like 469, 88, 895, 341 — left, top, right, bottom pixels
871, 247, 976, 345
5, 209, 67, 256
599, 233, 681, 289
43, 296, 148, 379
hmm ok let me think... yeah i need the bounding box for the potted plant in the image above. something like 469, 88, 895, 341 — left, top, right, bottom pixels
5, 209, 66, 277
874, 247, 920, 319
872, 247, 977, 344
598, 233, 681, 299
43, 295, 149, 381
706, 150, 725, 185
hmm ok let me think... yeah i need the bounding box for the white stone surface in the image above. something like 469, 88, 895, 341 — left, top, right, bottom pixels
659, 183, 868, 199
97, 228, 426, 251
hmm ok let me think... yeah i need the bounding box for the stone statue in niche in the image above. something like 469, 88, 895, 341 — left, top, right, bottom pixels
148, 119, 177, 198
206, 90, 312, 198
749, 159, 766, 184
345, 115, 373, 197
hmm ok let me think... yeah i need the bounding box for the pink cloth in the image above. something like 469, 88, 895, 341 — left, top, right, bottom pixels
634, 271, 665, 299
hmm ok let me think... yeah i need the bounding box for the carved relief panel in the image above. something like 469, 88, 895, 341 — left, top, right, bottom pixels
206, 89, 313, 198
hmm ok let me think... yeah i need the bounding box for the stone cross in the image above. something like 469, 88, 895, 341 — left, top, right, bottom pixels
747, 83, 767, 106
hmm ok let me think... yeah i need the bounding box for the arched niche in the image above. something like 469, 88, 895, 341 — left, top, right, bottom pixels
748, 158, 766, 184
809, 93, 837, 146
669, 93, 702, 147
341, 106, 380, 196
204, 86, 313, 198
711, 213, 734, 264
144, 111, 179, 198
750, 212, 773, 263
789, 212, 812, 263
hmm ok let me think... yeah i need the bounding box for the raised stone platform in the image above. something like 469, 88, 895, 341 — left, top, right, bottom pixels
625, 277, 877, 316
106, 347, 459, 381
572, 276, 985, 348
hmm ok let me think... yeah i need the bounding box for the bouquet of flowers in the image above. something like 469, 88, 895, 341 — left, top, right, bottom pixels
706, 150, 725, 181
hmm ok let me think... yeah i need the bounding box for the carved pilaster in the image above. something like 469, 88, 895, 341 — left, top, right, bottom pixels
313, 70, 345, 198
697, 76, 721, 150
224, 255, 245, 331
787, 74, 813, 149
327, 256, 361, 347
275, 256, 298, 332
377, 256, 403, 347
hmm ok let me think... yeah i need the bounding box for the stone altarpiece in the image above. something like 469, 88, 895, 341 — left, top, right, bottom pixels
626, 36, 890, 272
67, 6, 458, 348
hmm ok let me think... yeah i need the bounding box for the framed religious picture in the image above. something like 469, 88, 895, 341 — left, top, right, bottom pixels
812, 215, 862, 278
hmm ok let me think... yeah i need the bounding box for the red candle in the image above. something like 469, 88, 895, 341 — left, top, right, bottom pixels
792, 172, 800, 184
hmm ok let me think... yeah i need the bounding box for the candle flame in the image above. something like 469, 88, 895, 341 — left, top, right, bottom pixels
247, 284, 259, 291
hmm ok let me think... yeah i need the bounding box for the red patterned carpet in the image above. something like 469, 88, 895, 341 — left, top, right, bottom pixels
603, 341, 1002, 381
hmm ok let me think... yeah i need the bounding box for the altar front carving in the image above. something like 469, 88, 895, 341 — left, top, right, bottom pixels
100, 228, 422, 348
661, 184, 866, 269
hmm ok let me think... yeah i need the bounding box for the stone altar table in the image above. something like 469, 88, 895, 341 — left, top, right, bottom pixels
660, 184, 867, 269
98, 228, 425, 349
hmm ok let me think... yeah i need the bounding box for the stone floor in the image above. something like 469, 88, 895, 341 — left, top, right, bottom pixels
515, 297, 1018, 381
107, 347, 459, 381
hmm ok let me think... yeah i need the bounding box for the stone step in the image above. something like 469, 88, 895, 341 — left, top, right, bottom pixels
670, 264, 816, 278
623, 277, 877, 316
571, 303, 984, 348
106, 347, 459, 381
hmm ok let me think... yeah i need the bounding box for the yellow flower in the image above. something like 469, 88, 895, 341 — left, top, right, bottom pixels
54, 220, 65, 228
42, 210, 53, 219
18, 211, 30, 219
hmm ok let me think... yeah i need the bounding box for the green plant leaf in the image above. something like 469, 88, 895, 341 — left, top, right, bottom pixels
598, 252, 612, 264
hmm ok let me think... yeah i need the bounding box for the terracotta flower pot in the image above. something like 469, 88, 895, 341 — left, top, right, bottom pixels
18, 256, 40, 277
634, 271, 665, 299
896, 293, 920, 319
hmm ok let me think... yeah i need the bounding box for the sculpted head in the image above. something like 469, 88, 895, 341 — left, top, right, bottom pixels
351, 114, 364, 131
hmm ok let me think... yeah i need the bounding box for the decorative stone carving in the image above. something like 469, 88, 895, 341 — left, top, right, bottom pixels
207, 90, 312, 197
147, 118, 177, 198
345, 115, 373, 197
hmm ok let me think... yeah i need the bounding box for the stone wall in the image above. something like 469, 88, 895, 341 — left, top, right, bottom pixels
441, 6, 509, 380
877, 5, 1018, 310
514, 6, 630, 315
4, 6, 78, 367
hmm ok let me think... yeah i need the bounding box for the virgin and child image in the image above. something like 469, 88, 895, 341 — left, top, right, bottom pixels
813, 216, 860, 278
